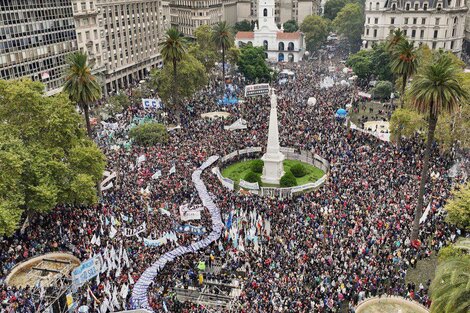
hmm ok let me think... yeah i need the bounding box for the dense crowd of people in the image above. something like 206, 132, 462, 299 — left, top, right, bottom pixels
0, 46, 467, 313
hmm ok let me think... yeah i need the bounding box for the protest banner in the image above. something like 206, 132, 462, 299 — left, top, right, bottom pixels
239, 179, 259, 190
175, 224, 207, 236
143, 236, 167, 247
142, 98, 162, 109
122, 222, 146, 237
179, 204, 203, 221
72, 255, 102, 288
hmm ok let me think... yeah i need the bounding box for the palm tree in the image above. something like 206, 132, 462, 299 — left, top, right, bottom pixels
390, 39, 418, 108
212, 22, 234, 91
385, 28, 405, 52
408, 53, 469, 241
159, 28, 187, 121
430, 256, 470, 313
63, 52, 101, 137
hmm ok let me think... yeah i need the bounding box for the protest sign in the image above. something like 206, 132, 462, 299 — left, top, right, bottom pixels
72, 255, 102, 288
122, 222, 146, 237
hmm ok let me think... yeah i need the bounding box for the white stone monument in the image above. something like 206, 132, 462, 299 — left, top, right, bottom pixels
261, 89, 285, 185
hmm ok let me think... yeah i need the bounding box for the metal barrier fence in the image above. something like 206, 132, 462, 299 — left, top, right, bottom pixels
214, 147, 330, 198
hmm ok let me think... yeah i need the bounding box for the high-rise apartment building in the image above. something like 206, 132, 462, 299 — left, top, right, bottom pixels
97, 0, 164, 93
0, 0, 79, 95
72, 0, 106, 74
169, 0, 223, 37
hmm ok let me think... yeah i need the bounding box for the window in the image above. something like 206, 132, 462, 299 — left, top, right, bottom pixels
374, 18, 378, 24
435, 18, 440, 25
263, 40, 268, 49
368, 17, 371, 23
263, 8, 267, 16
278, 42, 284, 50
454, 17, 458, 24
406, 3, 410, 10
433, 30, 438, 38
376, 2, 379, 9
392, 3, 396, 9
369, 2, 372, 10
391, 17, 395, 24
373, 29, 377, 37
432, 42, 437, 49
437, 4, 441, 10
422, 18, 426, 24
413, 18, 417, 24
366, 28, 370, 35
81, 2, 86, 11
420, 30, 424, 38
451, 40, 454, 49
288, 42, 294, 51
415, 3, 419, 10
405, 17, 409, 24
404, 30, 407, 36
452, 28, 456, 36
411, 29, 416, 37
423, 3, 428, 10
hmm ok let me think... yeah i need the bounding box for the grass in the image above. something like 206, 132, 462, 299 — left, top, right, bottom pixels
405, 252, 438, 287
349, 101, 393, 126
221, 159, 324, 188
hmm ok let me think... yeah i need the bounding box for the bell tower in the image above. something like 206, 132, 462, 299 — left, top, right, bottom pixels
258, 0, 278, 31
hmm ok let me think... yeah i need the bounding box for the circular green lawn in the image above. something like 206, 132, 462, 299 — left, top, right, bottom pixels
221, 159, 324, 187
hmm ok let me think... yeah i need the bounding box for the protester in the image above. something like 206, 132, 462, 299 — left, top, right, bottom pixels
0, 46, 466, 313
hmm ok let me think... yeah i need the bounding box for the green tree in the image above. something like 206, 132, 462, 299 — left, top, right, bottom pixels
430, 256, 470, 313
227, 46, 241, 65
434, 72, 470, 152
324, 0, 348, 20
385, 28, 405, 52
408, 53, 469, 241
390, 39, 418, 108
300, 15, 329, 51
333, 3, 364, 49
106, 92, 131, 116
129, 122, 169, 146
280, 172, 297, 187
370, 43, 394, 81
443, 182, 470, 231
347, 50, 373, 79
155, 54, 208, 109
371, 81, 393, 99
63, 52, 102, 137
212, 21, 234, 87
438, 245, 466, 262
389, 108, 425, 142
234, 20, 253, 31
238, 46, 271, 82
347, 43, 393, 81
283, 19, 299, 32
160, 28, 188, 121
0, 79, 106, 236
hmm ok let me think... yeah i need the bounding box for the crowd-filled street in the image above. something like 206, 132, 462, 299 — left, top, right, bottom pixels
0, 47, 466, 313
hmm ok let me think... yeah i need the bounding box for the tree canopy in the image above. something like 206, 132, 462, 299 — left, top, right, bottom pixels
237, 46, 272, 83
129, 122, 169, 146
283, 19, 299, 32
333, 3, 364, 48
430, 256, 470, 313
324, 0, 349, 20
346, 43, 395, 82
234, 20, 254, 32
0, 79, 106, 236
153, 54, 208, 107
300, 15, 330, 51
443, 182, 470, 231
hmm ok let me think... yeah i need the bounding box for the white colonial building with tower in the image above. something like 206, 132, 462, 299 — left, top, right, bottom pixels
362, 0, 468, 55
235, 0, 305, 62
